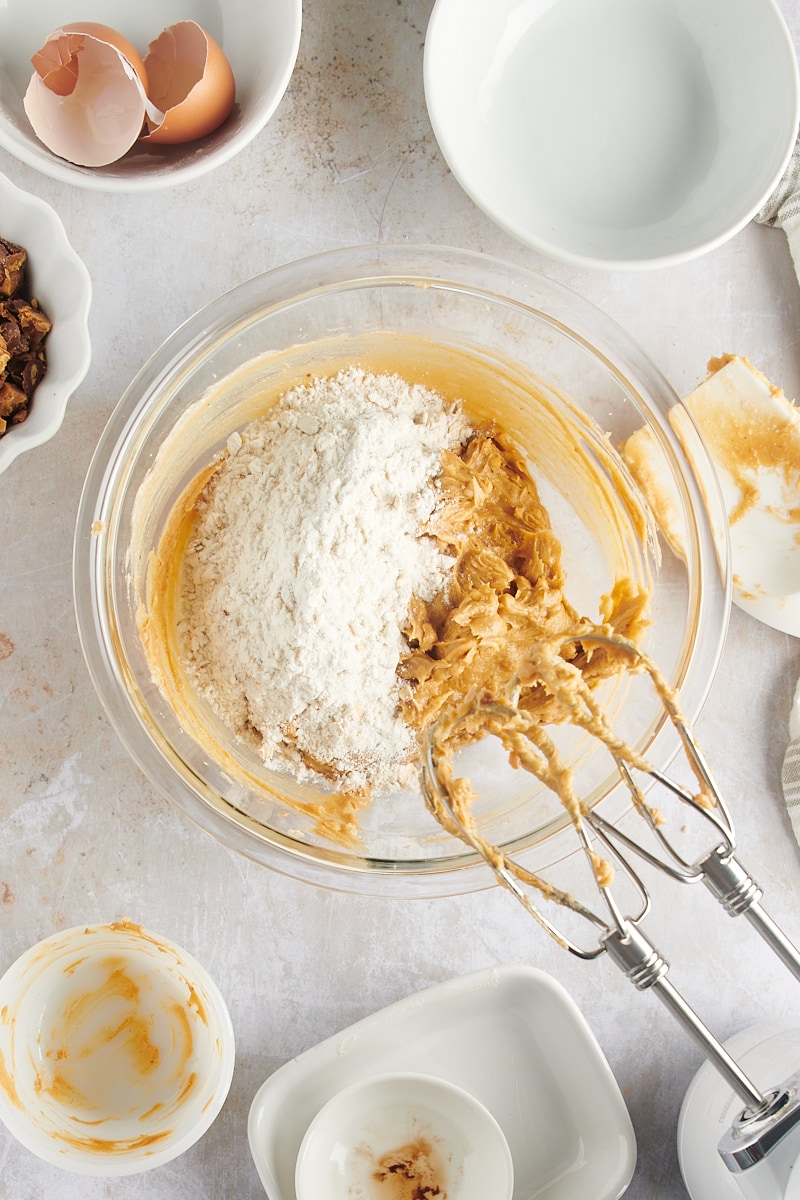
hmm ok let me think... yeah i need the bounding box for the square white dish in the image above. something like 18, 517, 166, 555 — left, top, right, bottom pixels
248, 964, 636, 1200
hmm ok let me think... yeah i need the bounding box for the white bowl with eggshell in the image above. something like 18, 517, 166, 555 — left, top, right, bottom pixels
0, 0, 301, 189
0, 921, 235, 1175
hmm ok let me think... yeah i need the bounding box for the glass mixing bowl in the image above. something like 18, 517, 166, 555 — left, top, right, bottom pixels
74, 244, 729, 896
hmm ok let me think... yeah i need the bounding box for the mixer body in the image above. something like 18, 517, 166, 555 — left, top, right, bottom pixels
679, 1023, 800, 1200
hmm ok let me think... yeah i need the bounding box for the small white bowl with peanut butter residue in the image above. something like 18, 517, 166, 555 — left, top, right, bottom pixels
0, 920, 234, 1175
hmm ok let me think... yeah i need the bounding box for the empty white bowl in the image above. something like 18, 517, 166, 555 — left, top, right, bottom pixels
0, 0, 302, 190
0, 922, 235, 1175
295, 1072, 514, 1200
424, 0, 800, 269
0, 172, 91, 474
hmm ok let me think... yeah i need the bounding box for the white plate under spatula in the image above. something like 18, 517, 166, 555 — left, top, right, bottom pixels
623, 355, 800, 637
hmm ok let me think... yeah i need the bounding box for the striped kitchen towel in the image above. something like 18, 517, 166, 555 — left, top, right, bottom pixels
756, 129, 800, 287
783, 677, 800, 842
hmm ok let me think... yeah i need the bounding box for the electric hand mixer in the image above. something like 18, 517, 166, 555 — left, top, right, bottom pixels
420, 628, 800, 1200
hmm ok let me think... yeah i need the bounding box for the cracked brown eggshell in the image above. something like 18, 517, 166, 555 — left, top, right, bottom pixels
23, 20, 235, 167
142, 20, 236, 146
23, 22, 152, 168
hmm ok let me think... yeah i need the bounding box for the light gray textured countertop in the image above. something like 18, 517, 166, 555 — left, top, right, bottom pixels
2, 2, 800, 1197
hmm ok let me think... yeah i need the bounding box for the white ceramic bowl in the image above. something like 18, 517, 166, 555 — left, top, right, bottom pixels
0, 0, 301, 190
424, 0, 800, 269
295, 1072, 514, 1200
0, 922, 235, 1176
0, 172, 91, 474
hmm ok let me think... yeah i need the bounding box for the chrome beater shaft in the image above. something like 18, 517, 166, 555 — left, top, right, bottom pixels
423, 731, 773, 1115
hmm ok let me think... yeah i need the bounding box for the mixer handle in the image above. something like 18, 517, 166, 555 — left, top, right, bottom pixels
601, 920, 768, 1114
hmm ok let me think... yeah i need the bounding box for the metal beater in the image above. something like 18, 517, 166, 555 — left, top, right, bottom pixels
420, 630, 800, 1200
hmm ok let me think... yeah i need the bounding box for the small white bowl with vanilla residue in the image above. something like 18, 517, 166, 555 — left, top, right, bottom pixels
294, 1072, 514, 1200
0, 921, 234, 1175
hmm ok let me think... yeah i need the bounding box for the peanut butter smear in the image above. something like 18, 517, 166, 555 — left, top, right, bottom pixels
701, 354, 800, 526
28, 946, 196, 1151
0, 1048, 21, 1110
40, 960, 161, 1113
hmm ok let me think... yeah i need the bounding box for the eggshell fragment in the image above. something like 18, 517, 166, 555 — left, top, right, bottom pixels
142, 21, 235, 145
24, 23, 156, 168
37, 22, 149, 92
30, 32, 85, 98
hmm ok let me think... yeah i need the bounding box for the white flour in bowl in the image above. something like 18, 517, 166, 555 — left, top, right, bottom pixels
177, 367, 471, 792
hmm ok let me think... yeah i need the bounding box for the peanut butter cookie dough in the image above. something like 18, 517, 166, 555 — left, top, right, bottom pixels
400, 428, 648, 747
142, 360, 650, 847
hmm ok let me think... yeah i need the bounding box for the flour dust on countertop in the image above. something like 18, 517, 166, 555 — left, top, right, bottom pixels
177, 367, 471, 793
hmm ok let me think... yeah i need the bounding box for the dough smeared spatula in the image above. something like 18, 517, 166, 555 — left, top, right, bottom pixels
622, 355, 800, 636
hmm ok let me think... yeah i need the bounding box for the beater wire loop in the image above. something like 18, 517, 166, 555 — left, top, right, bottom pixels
420, 626, 800, 977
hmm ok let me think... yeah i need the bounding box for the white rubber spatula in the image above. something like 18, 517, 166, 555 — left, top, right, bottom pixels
622, 355, 800, 637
